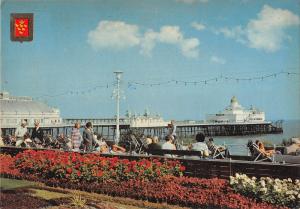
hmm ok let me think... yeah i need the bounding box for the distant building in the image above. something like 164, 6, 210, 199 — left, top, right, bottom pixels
206, 96, 266, 123
0, 92, 62, 128
125, 109, 169, 127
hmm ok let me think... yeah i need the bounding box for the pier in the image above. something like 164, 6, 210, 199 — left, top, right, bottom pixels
1, 118, 283, 140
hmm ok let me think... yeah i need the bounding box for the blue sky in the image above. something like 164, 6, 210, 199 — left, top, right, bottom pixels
1, 0, 300, 120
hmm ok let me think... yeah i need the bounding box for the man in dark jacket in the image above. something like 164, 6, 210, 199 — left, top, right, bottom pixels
31, 121, 44, 145
83, 122, 94, 152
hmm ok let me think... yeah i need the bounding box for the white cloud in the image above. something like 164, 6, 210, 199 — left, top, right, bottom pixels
87, 21, 140, 50
140, 26, 199, 58
191, 22, 206, 31
88, 20, 200, 58
181, 38, 200, 58
216, 5, 300, 52
246, 5, 300, 52
217, 26, 246, 44
140, 30, 157, 57
210, 56, 226, 64
158, 26, 184, 44
176, 0, 208, 4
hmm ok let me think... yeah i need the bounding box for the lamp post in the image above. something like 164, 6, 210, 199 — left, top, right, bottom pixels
113, 71, 123, 144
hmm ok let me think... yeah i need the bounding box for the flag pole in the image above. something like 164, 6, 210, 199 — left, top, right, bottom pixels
113, 71, 123, 145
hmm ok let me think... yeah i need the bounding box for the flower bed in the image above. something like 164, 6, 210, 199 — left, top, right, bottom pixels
0, 151, 291, 209
13, 150, 184, 182
230, 173, 300, 208
0, 154, 21, 177
38, 176, 282, 209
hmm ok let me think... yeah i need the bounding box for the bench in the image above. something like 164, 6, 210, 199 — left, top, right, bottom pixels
147, 149, 205, 158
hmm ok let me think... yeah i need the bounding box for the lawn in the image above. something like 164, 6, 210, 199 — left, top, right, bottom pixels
0, 177, 37, 190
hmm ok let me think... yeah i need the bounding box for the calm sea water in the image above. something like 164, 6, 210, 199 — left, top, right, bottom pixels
208, 120, 300, 155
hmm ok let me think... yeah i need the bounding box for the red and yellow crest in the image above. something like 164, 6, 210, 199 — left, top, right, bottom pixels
10, 13, 33, 42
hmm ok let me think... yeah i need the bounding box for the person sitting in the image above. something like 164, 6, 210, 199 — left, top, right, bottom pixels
110, 143, 126, 154
65, 135, 72, 151
145, 136, 153, 147
57, 133, 66, 148
94, 135, 109, 153
147, 136, 161, 151
206, 137, 229, 158
24, 132, 35, 148
255, 140, 275, 157
190, 132, 209, 158
161, 135, 176, 157
162, 135, 176, 150
0, 133, 4, 147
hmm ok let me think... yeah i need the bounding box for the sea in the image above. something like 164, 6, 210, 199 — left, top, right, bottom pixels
205, 120, 300, 156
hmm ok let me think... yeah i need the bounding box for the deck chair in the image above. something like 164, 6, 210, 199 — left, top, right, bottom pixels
210, 145, 227, 159
207, 142, 228, 159
129, 134, 146, 154
247, 141, 273, 162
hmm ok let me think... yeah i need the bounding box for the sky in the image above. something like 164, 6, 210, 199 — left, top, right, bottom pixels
1, 0, 300, 121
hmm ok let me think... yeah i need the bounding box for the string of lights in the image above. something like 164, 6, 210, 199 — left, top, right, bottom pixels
127, 71, 300, 87
34, 83, 114, 99
34, 71, 299, 99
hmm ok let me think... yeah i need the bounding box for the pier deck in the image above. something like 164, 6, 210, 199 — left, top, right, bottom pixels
1, 118, 283, 139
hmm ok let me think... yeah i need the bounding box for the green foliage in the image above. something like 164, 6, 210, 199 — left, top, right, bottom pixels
70, 191, 87, 208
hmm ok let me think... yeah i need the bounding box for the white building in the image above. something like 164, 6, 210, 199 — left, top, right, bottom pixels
125, 109, 169, 128
206, 96, 266, 123
0, 92, 62, 128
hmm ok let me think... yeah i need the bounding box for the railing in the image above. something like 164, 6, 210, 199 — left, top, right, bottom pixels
63, 118, 128, 125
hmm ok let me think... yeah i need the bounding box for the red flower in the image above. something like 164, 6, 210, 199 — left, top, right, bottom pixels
77, 171, 81, 176
97, 171, 103, 177
179, 166, 186, 172
66, 167, 72, 174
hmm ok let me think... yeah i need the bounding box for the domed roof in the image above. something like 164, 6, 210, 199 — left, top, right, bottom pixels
0, 99, 57, 114
0, 92, 58, 114
230, 96, 238, 104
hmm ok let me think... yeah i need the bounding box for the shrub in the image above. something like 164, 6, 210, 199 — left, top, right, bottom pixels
230, 173, 300, 208
70, 191, 87, 208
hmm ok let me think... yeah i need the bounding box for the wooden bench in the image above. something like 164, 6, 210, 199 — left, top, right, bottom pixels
147, 149, 205, 158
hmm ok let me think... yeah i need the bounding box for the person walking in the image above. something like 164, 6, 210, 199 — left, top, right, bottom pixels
31, 121, 44, 145
71, 122, 82, 151
15, 120, 28, 147
83, 122, 94, 152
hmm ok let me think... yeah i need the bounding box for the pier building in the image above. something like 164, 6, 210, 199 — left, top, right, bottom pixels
125, 110, 169, 128
0, 92, 62, 128
206, 96, 265, 123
